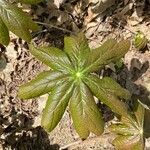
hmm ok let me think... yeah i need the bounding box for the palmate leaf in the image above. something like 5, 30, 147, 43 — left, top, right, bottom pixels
70, 82, 104, 139
113, 135, 144, 150
19, 33, 131, 139
0, 0, 39, 45
109, 102, 145, 150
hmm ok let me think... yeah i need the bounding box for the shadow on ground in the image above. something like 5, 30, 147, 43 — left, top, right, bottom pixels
1, 115, 59, 150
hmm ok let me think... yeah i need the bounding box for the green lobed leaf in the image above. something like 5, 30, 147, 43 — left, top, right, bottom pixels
113, 135, 143, 150
18, 71, 67, 99
0, 17, 9, 45
120, 116, 139, 130
134, 31, 148, 51
69, 82, 104, 139
85, 75, 130, 117
29, 44, 73, 73
0, 0, 39, 43
134, 101, 145, 128
109, 124, 136, 136
95, 77, 131, 100
85, 39, 130, 73
64, 33, 90, 69
110, 102, 145, 150
18, 32, 134, 139
41, 79, 74, 132
85, 39, 117, 72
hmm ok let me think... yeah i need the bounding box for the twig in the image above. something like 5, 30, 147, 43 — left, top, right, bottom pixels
32, 29, 48, 37
59, 136, 104, 150
59, 140, 81, 150
112, 19, 136, 35
35, 21, 74, 34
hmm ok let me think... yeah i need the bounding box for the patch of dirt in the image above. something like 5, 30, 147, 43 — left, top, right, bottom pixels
0, 37, 58, 149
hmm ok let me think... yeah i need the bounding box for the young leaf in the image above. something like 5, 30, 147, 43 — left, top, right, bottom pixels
113, 135, 143, 150
0, 17, 9, 46
134, 31, 148, 51
0, 0, 39, 45
85, 39, 117, 72
85, 75, 130, 117
95, 76, 131, 100
41, 79, 74, 132
85, 39, 130, 72
110, 102, 145, 150
18, 71, 67, 99
64, 33, 90, 68
19, 33, 131, 139
109, 124, 136, 136
69, 82, 104, 139
134, 100, 145, 127
29, 44, 73, 73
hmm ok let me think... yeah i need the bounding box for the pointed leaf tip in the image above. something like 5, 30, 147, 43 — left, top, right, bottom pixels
85, 75, 130, 117
29, 44, 73, 73
70, 82, 104, 139
0, 0, 39, 44
41, 79, 74, 132
18, 71, 67, 99
0, 17, 9, 46
64, 33, 90, 68
84, 39, 131, 73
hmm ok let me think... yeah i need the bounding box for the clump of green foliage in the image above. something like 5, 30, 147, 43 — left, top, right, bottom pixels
0, 0, 41, 46
18, 33, 131, 139
109, 101, 144, 150
110, 99, 150, 150
134, 31, 148, 51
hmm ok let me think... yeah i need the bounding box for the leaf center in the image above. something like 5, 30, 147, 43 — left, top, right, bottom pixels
76, 72, 82, 78
71, 70, 84, 82
139, 128, 143, 135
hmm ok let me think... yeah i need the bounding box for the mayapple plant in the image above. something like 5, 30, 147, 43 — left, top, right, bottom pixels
0, 0, 41, 46
18, 33, 131, 139
109, 99, 150, 150
134, 31, 148, 51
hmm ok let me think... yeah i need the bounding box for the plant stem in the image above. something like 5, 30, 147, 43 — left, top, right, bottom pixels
35, 21, 74, 34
